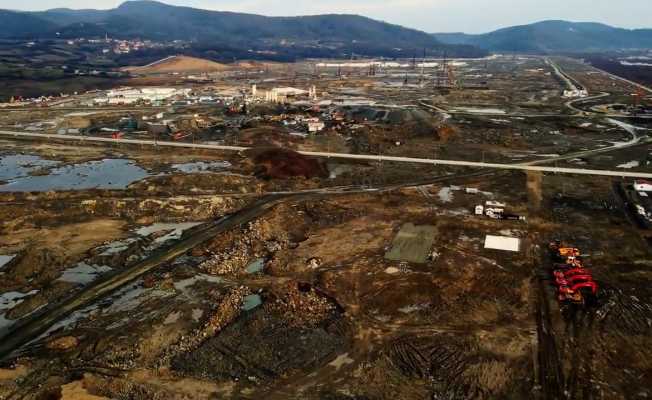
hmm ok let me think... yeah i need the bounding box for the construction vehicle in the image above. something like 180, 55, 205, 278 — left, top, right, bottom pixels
557, 284, 584, 304
549, 242, 599, 306
557, 248, 581, 258
549, 240, 579, 254
557, 281, 598, 304
553, 256, 584, 270
549, 242, 586, 268
555, 273, 593, 287
553, 268, 591, 281
571, 281, 598, 297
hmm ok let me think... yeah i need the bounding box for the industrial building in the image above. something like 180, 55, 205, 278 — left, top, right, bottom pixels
93, 87, 191, 105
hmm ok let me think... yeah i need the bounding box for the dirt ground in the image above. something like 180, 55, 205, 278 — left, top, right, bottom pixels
0, 55, 651, 399
0, 164, 648, 399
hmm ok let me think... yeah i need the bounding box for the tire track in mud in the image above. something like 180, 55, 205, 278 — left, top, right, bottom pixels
535, 275, 565, 399
563, 307, 598, 400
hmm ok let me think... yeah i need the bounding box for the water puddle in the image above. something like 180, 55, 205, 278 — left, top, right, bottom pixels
58, 262, 113, 285
0, 159, 149, 192
245, 258, 265, 274
0, 154, 59, 181
174, 274, 223, 294
135, 222, 203, 245
0, 255, 15, 271
242, 294, 262, 311
0, 313, 13, 336
98, 238, 137, 256
0, 290, 39, 312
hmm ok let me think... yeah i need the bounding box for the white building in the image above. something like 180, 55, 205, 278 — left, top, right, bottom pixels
263, 87, 309, 103
93, 87, 190, 105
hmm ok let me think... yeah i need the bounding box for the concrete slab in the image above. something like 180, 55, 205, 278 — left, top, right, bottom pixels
484, 235, 521, 252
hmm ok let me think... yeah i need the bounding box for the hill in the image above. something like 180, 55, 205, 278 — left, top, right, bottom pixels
123, 55, 229, 74
433, 20, 652, 53
0, 10, 58, 38
0, 0, 486, 58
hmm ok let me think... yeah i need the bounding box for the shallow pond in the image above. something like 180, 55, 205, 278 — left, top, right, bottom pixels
0, 154, 59, 181
0, 158, 149, 192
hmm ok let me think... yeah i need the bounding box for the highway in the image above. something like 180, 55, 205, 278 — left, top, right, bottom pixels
1, 130, 651, 179
418, 99, 652, 120
547, 58, 583, 93
591, 65, 652, 94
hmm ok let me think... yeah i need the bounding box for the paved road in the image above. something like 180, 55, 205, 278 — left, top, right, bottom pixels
564, 92, 610, 115
591, 65, 652, 94
0, 106, 170, 113
418, 100, 652, 120
547, 58, 583, 93
2, 130, 651, 179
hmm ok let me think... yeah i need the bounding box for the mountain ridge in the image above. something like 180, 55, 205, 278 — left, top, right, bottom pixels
433, 20, 652, 53
0, 0, 485, 58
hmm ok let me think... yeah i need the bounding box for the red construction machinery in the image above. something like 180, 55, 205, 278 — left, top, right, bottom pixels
549, 241, 599, 306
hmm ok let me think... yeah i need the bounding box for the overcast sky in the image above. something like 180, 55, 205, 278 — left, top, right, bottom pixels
9, 0, 652, 33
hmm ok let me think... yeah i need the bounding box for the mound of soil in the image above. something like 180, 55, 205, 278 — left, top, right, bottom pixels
251, 148, 328, 180
124, 55, 229, 74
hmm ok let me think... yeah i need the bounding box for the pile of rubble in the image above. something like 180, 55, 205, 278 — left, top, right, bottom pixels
266, 282, 338, 327
199, 220, 288, 275
157, 286, 250, 366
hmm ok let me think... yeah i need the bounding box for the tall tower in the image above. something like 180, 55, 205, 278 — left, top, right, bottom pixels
251, 84, 257, 98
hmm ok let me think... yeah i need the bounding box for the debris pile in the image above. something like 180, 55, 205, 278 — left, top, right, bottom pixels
199, 220, 288, 275
266, 282, 338, 327
159, 286, 250, 366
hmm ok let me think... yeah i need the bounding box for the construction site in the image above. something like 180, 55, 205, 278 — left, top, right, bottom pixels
0, 53, 651, 399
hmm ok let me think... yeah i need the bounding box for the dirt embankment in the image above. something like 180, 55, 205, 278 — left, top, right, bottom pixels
250, 148, 329, 180
123, 56, 229, 74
